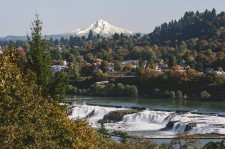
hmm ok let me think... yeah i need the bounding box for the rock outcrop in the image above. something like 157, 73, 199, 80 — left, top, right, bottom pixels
161, 121, 178, 131
100, 109, 138, 123
184, 123, 197, 132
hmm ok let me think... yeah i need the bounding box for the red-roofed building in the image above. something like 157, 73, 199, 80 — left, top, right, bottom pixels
18, 49, 26, 56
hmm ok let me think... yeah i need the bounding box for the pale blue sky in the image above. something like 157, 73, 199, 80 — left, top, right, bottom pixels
0, 0, 224, 36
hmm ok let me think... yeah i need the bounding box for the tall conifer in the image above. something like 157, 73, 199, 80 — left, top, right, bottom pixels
28, 14, 52, 95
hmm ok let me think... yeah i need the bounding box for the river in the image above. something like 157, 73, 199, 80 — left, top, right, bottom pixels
65, 96, 225, 139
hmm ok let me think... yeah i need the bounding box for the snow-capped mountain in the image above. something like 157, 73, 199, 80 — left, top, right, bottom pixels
71, 19, 134, 37
0, 19, 134, 41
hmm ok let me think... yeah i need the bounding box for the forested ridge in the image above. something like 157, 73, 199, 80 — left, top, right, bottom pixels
150, 9, 225, 45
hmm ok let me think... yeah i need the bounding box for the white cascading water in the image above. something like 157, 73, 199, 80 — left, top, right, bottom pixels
69, 104, 225, 137
111, 110, 174, 131
69, 104, 127, 125
172, 122, 187, 133
171, 113, 225, 135
122, 110, 172, 124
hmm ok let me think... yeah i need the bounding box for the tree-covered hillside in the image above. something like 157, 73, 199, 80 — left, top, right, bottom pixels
150, 9, 225, 45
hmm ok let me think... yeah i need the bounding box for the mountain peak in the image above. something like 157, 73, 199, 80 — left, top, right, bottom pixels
71, 19, 133, 37
95, 19, 109, 27
96, 19, 107, 23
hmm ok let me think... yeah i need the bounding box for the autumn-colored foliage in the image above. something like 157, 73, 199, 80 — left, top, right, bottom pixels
0, 50, 107, 148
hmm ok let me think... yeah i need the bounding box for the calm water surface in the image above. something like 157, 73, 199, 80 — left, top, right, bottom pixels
67, 96, 225, 114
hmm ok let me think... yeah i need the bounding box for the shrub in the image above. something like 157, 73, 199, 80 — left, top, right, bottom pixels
105, 83, 115, 96
88, 83, 138, 97
73, 86, 78, 94
67, 85, 74, 93
169, 91, 176, 99
163, 90, 170, 98
114, 83, 125, 96
153, 88, 161, 97
176, 90, 183, 99
214, 75, 225, 85
124, 85, 138, 97
200, 90, 211, 99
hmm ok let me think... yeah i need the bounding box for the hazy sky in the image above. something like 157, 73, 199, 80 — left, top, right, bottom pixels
0, 0, 225, 36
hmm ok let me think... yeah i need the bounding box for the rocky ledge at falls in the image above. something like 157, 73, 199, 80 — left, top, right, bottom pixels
99, 109, 139, 123
161, 121, 197, 132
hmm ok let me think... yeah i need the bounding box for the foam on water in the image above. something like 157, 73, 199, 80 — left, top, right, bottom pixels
105, 122, 166, 131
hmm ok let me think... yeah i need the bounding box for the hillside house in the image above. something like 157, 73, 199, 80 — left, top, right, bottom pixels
93, 61, 115, 72
176, 64, 190, 71
122, 60, 140, 69
50, 65, 69, 72
214, 71, 225, 75
155, 63, 168, 72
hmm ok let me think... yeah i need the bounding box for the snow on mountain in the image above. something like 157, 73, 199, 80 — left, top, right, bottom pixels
0, 19, 134, 41
71, 19, 134, 37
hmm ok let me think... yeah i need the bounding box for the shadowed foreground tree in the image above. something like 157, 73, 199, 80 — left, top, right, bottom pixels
203, 140, 225, 149
0, 50, 108, 148
169, 133, 200, 149
0, 51, 161, 148
110, 137, 158, 149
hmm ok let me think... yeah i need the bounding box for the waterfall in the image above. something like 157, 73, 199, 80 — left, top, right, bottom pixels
172, 122, 187, 133
190, 124, 214, 134
122, 110, 172, 124
190, 123, 225, 135
69, 104, 126, 123
68, 104, 225, 137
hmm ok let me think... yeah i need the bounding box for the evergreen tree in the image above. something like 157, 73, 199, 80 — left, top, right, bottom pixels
168, 56, 177, 68
50, 72, 68, 102
28, 14, 52, 94
88, 30, 94, 41
113, 33, 120, 40
28, 14, 67, 101
69, 62, 80, 79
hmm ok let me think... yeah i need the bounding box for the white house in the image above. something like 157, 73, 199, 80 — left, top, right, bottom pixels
214, 71, 225, 75
63, 60, 67, 66
155, 63, 168, 71
96, 81, 109, 85
50, 65, 69, 72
